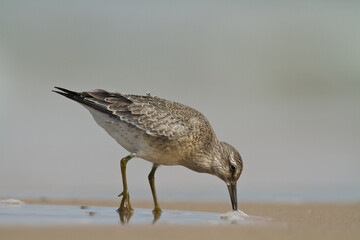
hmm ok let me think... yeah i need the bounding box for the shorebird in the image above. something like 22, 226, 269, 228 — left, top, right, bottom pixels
53, 87, 243, 213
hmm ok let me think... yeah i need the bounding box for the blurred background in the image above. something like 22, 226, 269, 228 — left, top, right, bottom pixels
0, 0, 359, 203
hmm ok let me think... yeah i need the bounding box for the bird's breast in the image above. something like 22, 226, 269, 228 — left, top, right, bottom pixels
87, 107, 185, 166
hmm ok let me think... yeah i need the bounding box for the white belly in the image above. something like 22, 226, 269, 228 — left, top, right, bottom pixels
86, 107, 182, 166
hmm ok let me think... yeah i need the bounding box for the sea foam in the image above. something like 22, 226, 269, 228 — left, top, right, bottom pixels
0, 199, 25, 206
220, 209, 249, 221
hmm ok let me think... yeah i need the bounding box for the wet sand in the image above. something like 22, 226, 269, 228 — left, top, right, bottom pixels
1, 199, 359, 240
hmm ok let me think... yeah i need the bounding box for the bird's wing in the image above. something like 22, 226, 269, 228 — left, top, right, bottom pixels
53, 87, 192, 139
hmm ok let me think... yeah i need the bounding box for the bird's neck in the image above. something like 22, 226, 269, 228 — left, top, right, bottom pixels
183, 140, 223, 175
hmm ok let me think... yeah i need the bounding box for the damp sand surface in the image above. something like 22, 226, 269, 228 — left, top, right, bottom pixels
0, 199, 359, 240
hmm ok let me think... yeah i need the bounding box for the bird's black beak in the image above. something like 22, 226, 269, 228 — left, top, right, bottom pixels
227, 182, 237, 211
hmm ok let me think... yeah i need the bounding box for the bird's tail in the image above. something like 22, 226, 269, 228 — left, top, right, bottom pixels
52, 87, 112, 115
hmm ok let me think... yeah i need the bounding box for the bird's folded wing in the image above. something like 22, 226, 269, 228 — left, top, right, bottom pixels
84, 90, 192, 140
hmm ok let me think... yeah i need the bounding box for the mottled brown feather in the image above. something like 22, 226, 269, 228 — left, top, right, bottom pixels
79, 90, 193, 139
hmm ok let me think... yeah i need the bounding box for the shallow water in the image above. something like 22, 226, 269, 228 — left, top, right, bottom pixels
0, 200, 268, 226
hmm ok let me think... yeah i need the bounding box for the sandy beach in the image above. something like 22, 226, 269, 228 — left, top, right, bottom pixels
1, 199, 359, 240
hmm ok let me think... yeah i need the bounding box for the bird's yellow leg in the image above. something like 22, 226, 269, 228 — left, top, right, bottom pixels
148, 164, 162, 214
118, 155, 134, 212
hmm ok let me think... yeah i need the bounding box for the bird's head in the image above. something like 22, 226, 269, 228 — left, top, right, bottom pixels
213, 142, 243, 210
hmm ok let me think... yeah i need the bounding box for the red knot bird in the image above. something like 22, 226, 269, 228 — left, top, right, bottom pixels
53, 87, 243, 214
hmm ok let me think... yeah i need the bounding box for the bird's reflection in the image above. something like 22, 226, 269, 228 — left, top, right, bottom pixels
116, 208, 133, 224
116, 208, 162, 224
152, 210, 162, 224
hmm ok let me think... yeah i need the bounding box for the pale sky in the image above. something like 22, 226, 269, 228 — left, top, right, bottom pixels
0, 0, 359, 202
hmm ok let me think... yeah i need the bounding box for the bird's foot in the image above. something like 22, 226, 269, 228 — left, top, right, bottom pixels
152, 207, 162, 224
152, 206, 162, 214
118, 191, 134, 212
116, 208, 134, 224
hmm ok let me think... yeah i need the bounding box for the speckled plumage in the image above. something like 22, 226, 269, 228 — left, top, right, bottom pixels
53, 87, 243, 211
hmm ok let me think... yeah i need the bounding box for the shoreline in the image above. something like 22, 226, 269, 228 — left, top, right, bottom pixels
1, 199, 359, 240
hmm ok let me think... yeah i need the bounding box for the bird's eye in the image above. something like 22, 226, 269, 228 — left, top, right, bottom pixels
230, 164, 236, 173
